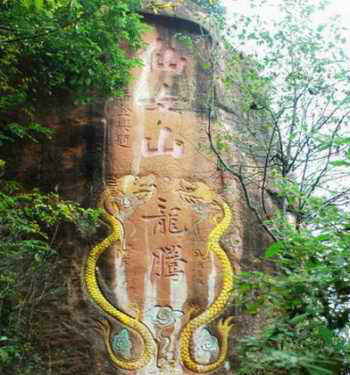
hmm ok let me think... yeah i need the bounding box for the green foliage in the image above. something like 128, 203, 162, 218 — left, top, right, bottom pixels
1, 0, 145, 102
195, 1, 350, 374
220, 0, 350, 215
0, 121, 54, 146
0, 181, 100, 265
0, 1, 143, 372
235, 201, 350, 375
0, 0, 146, 147
191, 0, 225, 17
0, 172, 102, 372
205, 0, 350, 244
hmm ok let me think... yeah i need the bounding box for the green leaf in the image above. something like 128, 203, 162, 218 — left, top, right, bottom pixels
34, 0, 44, 10
239, 283, 251, 292
264, 241, 283, 257
330, 160, 350, 167
305, 363, 333, 375
0, 348, 10, 364
290, 313, 308, 324
334, 137, 350, 145
246, 300, 263, 314
21, 0, 32, 9
314, 234, 330, 241
318, 326, 333, 345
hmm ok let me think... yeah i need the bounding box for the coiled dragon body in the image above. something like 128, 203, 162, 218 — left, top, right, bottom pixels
84, 176, 234, 373
178, 180, 234, 373
84, 176, 156, 370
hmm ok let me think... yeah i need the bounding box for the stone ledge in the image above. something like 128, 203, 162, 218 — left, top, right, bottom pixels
141, 0, 212, 35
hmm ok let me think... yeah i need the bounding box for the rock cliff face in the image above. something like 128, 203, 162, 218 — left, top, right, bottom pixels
87, 12, 241, 374
11, 2, 272, 374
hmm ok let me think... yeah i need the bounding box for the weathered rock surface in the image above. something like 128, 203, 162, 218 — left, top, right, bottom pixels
8, 2, 273, 374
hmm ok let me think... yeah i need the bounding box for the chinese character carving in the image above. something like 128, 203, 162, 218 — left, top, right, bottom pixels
151, 245, 187, 282
138, 38, 189, 111
115, 125, 131, 148
141, 127, 184, 159
142, 197, 188, 235
152, 38, 187, 74
106, 92, 133, 148
115, 91, 132, 114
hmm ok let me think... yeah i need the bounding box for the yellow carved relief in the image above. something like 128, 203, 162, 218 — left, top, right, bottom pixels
84, 176, 234, 373
178, 180, 234, 373
84, 175, 156, 370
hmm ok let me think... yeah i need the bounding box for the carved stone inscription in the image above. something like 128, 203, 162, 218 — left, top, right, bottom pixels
99, 176, 226, 374
105, 91, 133, 180
151, 244, 187, 282
152, 38, 188, 74
138, 37, 189, 112
105, 90, 136, 177
142, 196, 188, 236
115, 120, 131, 148
86, 23, 235, 375
113, 94, 132, 148
142, 128, 184, 159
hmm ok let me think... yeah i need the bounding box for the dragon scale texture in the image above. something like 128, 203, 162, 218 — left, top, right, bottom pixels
84, 188, 155, 370
179, 182, 234, 373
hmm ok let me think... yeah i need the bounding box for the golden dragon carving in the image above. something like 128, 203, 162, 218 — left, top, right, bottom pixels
178, 180, 234, 373
84, 175, 156, 370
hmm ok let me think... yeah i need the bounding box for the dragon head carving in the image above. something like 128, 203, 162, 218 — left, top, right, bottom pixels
178, 179, 217, 205
103, 175, 156, 216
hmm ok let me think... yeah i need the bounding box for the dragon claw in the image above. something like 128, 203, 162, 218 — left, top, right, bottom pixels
96, 319, 111, 336
86, 181, 157, 370
116, 246, 126, 257
224, 316, 234, 326
217, 316, 234, 335
201, 247, 210, 258
210, 213, 222, 226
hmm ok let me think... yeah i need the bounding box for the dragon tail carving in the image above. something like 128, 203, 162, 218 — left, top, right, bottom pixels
84, 181, 156, 370
178, 181, 234, 373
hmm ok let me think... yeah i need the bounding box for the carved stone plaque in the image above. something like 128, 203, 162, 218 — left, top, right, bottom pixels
83, 26, 235, 375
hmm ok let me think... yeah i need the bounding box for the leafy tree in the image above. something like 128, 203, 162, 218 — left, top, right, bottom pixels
235, 200, 350, 375
0, 0, 148, 372
208, 0, 350, 239
198, 0, 350, 374
0, 169, 101, 373
0, 0, 146, 147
